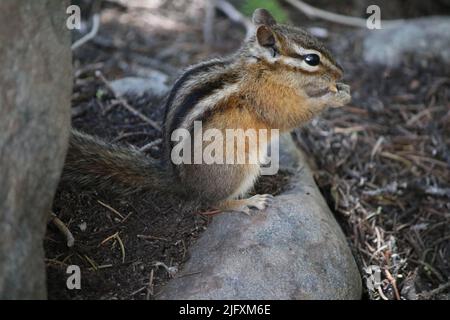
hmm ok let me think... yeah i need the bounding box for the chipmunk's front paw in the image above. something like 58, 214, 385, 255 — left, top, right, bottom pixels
332, 82, 351, 107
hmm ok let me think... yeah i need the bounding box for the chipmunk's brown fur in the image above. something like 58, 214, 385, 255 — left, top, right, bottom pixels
63, 9, 351, 214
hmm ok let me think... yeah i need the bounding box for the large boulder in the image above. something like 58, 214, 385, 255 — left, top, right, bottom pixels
159, 135, 362, 300
0, 1, 71, 299
363, 17, 450, 66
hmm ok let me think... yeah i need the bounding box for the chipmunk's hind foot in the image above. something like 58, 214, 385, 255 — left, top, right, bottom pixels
218, 194, 274, 216
246, 194, 274, 211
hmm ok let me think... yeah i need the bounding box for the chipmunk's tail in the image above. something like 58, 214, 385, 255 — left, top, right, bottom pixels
62, 129, 176, 195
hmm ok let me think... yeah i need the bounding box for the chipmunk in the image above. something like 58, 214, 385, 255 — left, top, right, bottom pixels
63, 9, 351, 214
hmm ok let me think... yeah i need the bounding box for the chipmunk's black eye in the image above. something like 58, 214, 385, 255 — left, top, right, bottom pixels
304, 54, 320, 66
271, 46, 278, 58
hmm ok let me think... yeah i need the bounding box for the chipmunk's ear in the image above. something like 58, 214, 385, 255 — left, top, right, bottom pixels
255, 25, 275, 47
252, 8, 277, 27
253, 9, 277, 47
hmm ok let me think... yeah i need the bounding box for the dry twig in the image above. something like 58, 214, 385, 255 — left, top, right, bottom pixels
96, 71, 162, 131
384, 269, 401, 300
49, 213, 75, 247
72, 14, 100, 50
284, 0, 403, 28
139, 138, 162, 152
146, 269, 155, 300
97, 200, 125, 220
100, 232, 126, 263
154, 261, 178, 278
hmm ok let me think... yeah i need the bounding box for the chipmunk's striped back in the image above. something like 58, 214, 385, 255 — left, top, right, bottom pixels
162, 57, 243, 162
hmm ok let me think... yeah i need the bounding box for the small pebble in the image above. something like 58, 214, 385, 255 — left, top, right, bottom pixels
79, 222, 87, 231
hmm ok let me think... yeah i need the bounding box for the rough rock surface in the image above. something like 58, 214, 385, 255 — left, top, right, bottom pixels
110, 74, 169, 97
363, 17, 450, 66
0, 1, 71, 299
159, 135, 362, 300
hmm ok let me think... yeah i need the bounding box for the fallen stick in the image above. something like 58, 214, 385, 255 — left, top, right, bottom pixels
97, 200, 125, 220
284, 0, 403, 28
96, 71, 162, 131
71, 14, 100, 50
49, 212, 75, 247
154, 261, 178, 278
384, 269, 401, 300
139, 138, 162, 152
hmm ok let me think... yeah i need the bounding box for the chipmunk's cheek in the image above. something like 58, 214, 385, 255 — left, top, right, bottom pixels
303, 86, 330, 98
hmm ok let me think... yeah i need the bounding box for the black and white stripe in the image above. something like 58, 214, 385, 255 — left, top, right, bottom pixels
163, 58, 240, 151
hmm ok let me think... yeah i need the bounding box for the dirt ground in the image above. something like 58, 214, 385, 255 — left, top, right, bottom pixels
297, 55, 450, 300
45, 0, 449, 299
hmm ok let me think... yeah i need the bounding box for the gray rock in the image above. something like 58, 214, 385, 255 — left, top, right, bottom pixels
159, 135, 362, 300
363, 17, 450, 66
0, 1, 71, 299
110, 73, 169, 97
